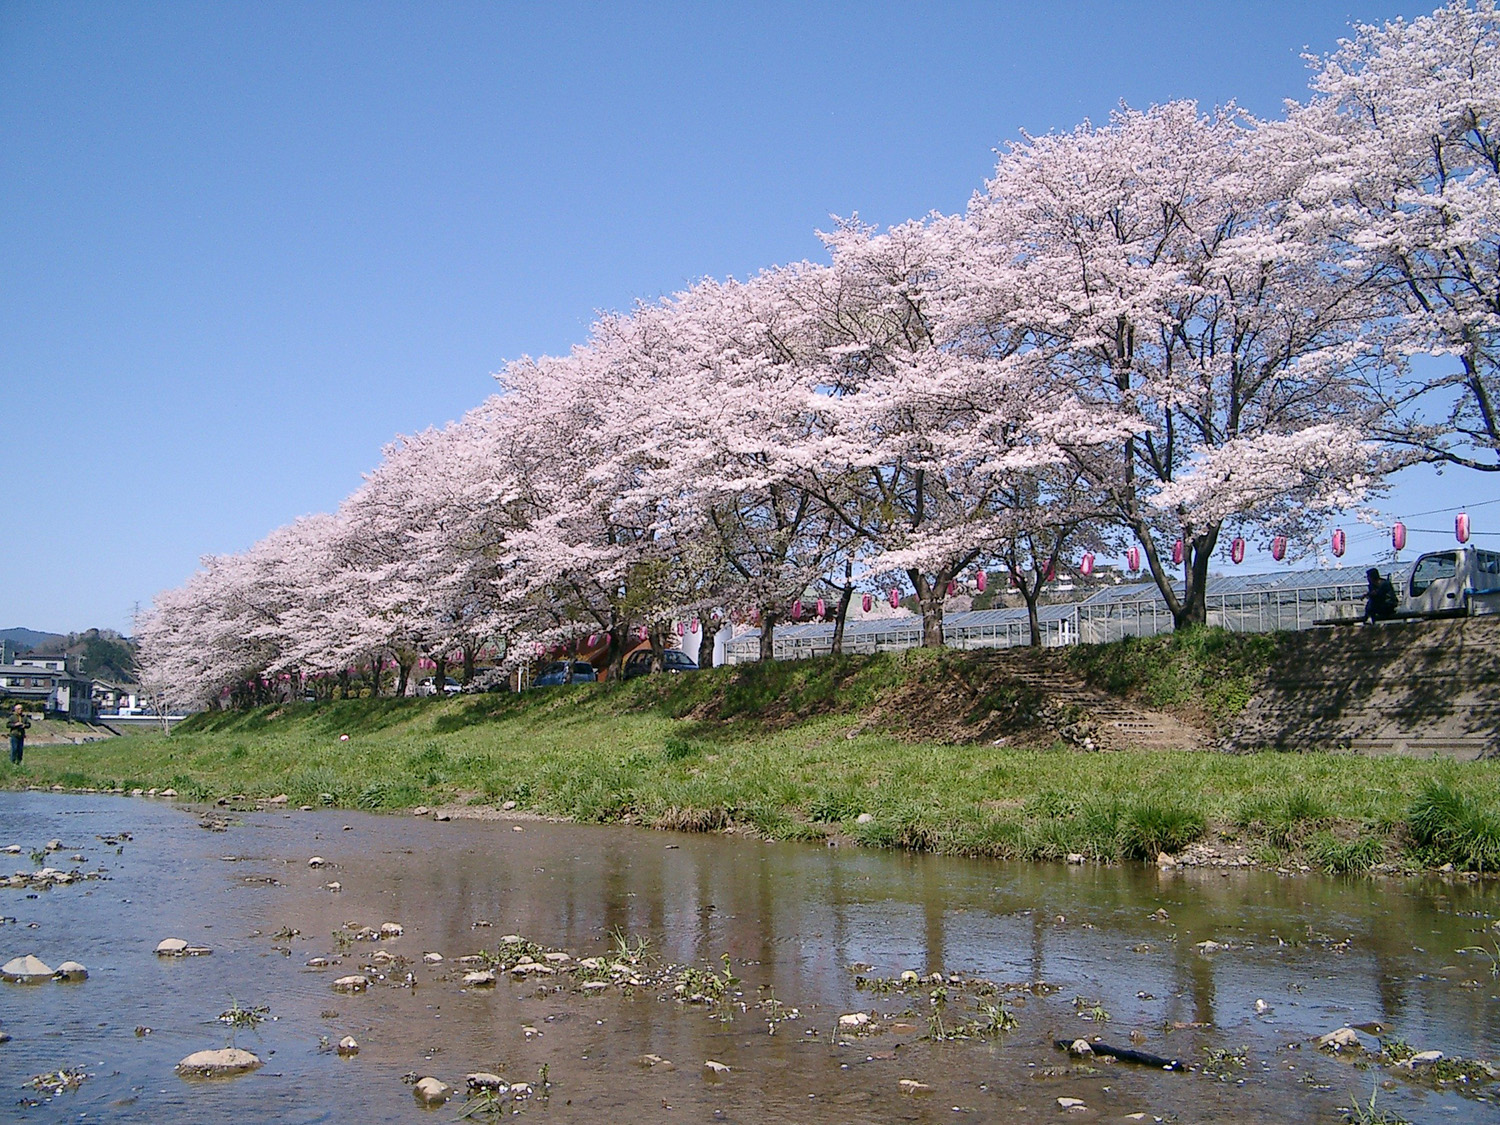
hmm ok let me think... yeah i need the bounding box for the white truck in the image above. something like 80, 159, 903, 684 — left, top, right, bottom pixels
1398, 545, 1500, 617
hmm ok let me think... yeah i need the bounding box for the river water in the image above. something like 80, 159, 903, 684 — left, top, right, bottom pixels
0, 792, 1496, 1123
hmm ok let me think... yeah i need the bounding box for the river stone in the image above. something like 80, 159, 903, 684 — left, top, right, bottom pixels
838, 1012, 871, 1029
702, 1060, 730, 1081
326, 881, 342, 892
307, 856, 326, 868
177, 1047, 263, 1077
0, 844, 19, 854
267, 794, 289, 805
44, 839, 62, 851
638, 1054, 674, 1070
413, 1077, 451, 1105
379, 922, 403, 938
156, 938, 189, 956
1316, 1027, 1363, 1052
53, 961, 88, 981
1057, 1097, 1087, 1109
1066, 853, 1086, 864
466, 1072, 507, 1090
1067, 1038, 1094, 1057
1406, 1050, 1444, 1066
412, 806, 430, 817
161, 789, 178, 798
332, 974, 369, 992
306, 957, 330, 968
423, 952, 443, 964
899, 1079, 933, 1095
1195, 939, 1227, 953
337, 1035, 359, 1056
2, 955, 53, 982
463, 970, 497, 986
371, 949, 394, 965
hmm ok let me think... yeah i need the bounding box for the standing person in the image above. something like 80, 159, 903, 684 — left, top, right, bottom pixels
7, 703, 29, 764
1363, 567, 1399, 623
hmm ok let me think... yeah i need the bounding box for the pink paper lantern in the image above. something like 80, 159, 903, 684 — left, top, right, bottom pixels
862, 593, 872, 613
1271, 536, 1287, 562
676, 621, 684, 636
1043, 562, 1055, 582
946, 580, 957, 597
690, 619, 699, 634
791, 599, 802, 621
975, 569, 987, 593
816, 598, 826, 617
638, 625, 649, 641
1172, 539, 1185, 566
1230, 537, 1245, 564
1392, 522, 1406, 552
1126, 546, 1140, 571
1079, 552, 1095, 577
889, 588, 900, 609
587, 633, 597, 647
1331, 528, 1346, 557
1457, 512, 1471, 543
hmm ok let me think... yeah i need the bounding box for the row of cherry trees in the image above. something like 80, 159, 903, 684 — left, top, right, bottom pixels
139, 3, 1500, 708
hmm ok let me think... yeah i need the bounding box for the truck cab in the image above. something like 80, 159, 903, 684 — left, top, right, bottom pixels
1399, 546, 1500, 617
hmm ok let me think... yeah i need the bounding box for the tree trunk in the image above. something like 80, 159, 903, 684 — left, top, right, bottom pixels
434, 655, 448, 695
368, 654, 382, 698
1025, 592, 1042, 648
830, 561, 854, 657
396, 658, 413, 698
337, 669, 350, 700
758, 609, 778, 662
606, 624, 628, 681
462, 643, 477, 685
1172, 531, 1218, 631
909, 569, 944, 648
698, 618, 720, 668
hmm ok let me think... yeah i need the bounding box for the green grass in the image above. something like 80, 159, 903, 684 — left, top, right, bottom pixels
1063, 627, 1285, 731
5, 650, 1497, 871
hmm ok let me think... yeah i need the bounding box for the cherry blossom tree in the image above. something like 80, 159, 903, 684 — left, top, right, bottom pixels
967, 102, 1388, 629
1298, 0, 1500, 471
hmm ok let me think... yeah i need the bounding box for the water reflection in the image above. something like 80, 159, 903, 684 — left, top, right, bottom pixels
0, 792, 1495, 1124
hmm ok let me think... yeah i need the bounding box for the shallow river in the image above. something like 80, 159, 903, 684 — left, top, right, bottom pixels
1, 792, 1497, 1123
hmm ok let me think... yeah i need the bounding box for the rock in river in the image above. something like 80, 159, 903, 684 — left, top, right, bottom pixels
332, 974, 369, 992
2, 955, 53, 983
52, 961, 88, 982
176, 1048, 263, 1077
337, 1035, 359, 1056
155, 938, 189, 956
413, 1077, 451, 1105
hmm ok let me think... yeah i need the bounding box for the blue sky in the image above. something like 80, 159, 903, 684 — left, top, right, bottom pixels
3, 1, 1495, 635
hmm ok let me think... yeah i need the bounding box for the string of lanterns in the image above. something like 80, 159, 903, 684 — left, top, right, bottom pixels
521, 511, 1475, 655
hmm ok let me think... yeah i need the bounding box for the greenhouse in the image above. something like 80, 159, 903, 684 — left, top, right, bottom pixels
723, 603, 1081, 663
722, 566, 1378, 662
1074, 566, 1374, 644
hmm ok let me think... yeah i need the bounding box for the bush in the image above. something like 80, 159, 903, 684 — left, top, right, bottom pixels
1407, 779, 1500, 871
1119, 800, 1206, 860
1307, 831, 1385, 874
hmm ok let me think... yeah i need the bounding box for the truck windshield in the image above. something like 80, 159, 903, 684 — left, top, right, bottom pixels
1409, 552, 1458, 597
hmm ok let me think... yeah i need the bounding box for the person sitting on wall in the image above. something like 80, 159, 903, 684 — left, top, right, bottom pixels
1363, 567, 1399, 623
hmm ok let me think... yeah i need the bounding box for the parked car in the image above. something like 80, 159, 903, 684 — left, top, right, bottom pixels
416, 676, 462, 696
532, 661, 598, 687
621, 649, 699, 679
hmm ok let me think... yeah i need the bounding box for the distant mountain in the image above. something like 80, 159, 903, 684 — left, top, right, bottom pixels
1, 627, 66, 652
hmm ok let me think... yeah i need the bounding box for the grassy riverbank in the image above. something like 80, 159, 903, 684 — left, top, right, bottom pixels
6, 644, 1498, 873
